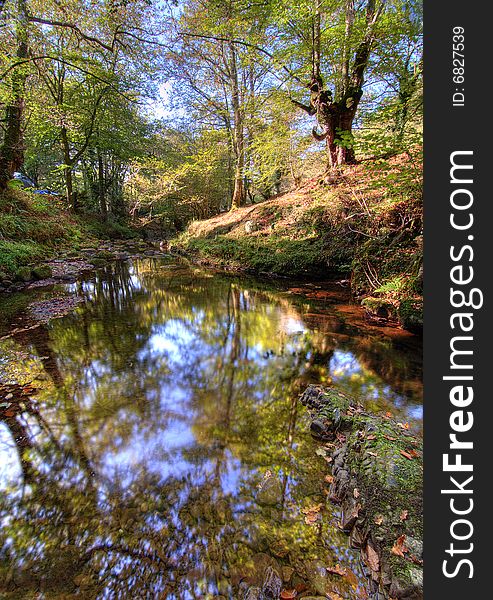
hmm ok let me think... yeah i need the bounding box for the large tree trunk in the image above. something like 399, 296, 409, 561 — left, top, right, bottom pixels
321, 100, 359, 168
0, 0, 28, 189
292, 0, 383, 170
300, 385, 423, 600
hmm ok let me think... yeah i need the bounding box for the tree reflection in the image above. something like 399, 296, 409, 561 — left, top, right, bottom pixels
0, 259, 422, 598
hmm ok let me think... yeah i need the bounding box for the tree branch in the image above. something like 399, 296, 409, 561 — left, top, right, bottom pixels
27, 16, 116, 52
290, 98, 316, 115
0, 56, 136, 102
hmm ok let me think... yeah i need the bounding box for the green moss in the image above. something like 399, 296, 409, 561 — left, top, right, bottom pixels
304, 386, 423, 542
0, 241, 45, 274
32, 265, 53, 280
14, 266, 33, 282
398, 299, 423, 333
361, 297, 397, 319
176, 234, 338, 278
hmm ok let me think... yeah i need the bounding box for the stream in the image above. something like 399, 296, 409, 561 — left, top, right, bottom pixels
0, 257, 422, 599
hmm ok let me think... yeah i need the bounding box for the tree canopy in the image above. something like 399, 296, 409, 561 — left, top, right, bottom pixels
0, 0, 422, 220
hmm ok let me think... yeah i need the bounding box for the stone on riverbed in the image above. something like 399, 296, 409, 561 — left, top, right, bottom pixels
256, 473, 282, 506
242, 586, 263, 600
304, 560, 331, 596
262, 565, 282, 599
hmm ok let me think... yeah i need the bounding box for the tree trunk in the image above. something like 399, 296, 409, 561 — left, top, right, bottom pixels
292, 0, 382, 170
231, 148, 245, 209
60, 126, 77, 209
301, 385, 423, 600
98, 148, 107, 219
229, 43, 246, 210
0, 0, 28, 189
323, 102, 358, 168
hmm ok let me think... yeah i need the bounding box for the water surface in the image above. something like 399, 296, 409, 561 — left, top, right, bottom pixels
0, 258, 422, 599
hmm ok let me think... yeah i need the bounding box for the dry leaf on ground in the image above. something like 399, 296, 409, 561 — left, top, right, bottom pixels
391, 535, 409, 557
327, 564, 347, 577
365, 543, 380, 572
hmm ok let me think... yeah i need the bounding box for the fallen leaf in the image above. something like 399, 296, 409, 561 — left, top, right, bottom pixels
385, 411, 393, 418
325, 474, 334, 484
365, 543, 380, 572
397, 422, 410, 430
329, 592, 344, 600
343, 567, 359, 588
366, 434, 377, 440
368, 451, 378, 457
400, 450, 414, 460
374, 515, 384, 525
384, 435, 396, 441
391, 535, 409, 557
353, 488, 360, 498
304, 513, 321, 524
400, 510, 409, 521
280, 590, 297, 599
327, 564, 347, 577
302, 503, 323, 525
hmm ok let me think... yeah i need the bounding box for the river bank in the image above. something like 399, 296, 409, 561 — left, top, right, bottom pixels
172, 156, 423, 334
301, 385, 423, 600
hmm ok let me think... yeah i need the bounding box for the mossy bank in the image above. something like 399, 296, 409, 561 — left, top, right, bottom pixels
301, 385, 423, 600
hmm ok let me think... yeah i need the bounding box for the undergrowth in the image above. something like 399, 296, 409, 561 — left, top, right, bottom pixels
0, 188, 140, 277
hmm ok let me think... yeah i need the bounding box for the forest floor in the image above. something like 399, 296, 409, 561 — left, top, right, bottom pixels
174, 153, 423, 332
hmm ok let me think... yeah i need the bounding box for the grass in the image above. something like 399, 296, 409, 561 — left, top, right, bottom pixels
182, 235, 329, 277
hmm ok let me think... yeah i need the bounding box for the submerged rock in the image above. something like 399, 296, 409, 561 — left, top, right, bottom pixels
256, 474, 282, 506
243, 586, 263, 600
262, 565, 282, 599
304, 560, 330, 596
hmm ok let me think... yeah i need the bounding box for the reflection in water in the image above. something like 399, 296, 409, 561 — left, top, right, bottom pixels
0, 259, 422, 599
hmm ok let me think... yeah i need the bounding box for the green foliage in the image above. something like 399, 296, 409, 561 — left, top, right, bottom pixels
84, 218, 140, 240
126, 128, 232, 227
0, 240, 45, 273
335, 129, 355, 149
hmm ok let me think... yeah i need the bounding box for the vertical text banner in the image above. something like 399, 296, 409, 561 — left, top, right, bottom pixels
425, 0, 490, 597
